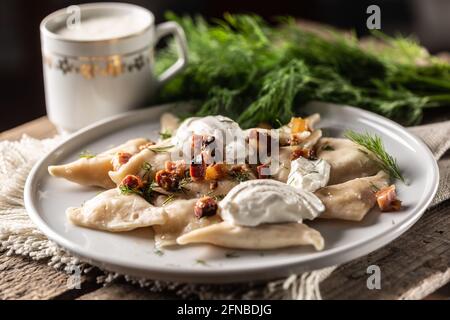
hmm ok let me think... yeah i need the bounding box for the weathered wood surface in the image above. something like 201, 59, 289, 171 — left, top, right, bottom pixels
321, 198, 450, 300
0, 116, 57, 141
0, 252, 100, 300
0, 116, 448, 300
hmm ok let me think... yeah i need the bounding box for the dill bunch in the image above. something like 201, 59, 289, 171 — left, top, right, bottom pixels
155, 13, 450, 128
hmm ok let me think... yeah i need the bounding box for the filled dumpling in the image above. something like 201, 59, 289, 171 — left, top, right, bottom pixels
316, 137, 380, 185
177, 221, 324, 251
152, 199, 221, 247
315, 171, 389, 221
48, 138, 148, 188
67, 188, 166, 232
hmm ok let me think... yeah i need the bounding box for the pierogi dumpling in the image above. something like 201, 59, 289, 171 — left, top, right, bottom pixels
48, 138, 148, 188
177, 221, 324, 251
315, 170, 389, 221
316, 137, 380, 185
67, 188, 165, 232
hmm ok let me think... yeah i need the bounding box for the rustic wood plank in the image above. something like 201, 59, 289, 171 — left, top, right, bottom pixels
77, 281, 179, 300
0, 251, 100, 300
0, 116, 56, 141
321, 198, 450, 300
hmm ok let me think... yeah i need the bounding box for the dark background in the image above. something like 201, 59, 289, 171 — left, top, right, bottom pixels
1, 0, 449, 132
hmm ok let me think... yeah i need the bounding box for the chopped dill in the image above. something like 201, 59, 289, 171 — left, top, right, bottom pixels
159, 130, 172, 140
195, 259, 209, 266
119, 184, 143, 196
79, 150, 96, 159
229, 170, 250, 183
149, 145, 174, 153
162, 194, 175, 206
225, 252, 239, 258
321, 145, 335, 151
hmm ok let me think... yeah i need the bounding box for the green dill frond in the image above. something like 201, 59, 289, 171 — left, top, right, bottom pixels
344, 130, 405, 183
119, 184, 143, 196
159, 131, 172, 140
79, 150, 96, 159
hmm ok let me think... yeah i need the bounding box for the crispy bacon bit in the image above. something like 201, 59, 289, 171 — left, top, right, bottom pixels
205, 163, 227, 181
120, 174, 144, 189
165, 160, 186, 177
138, 141, 156, 151
111, 152, 132, 170
155, 169, 180, 191
291, 147, 315, 160
376, 185, 402, 212
290, 117, 309, 134
209, 180, 218, 190
257, 163, 271, 179
194, 196, 218, 218
190, 162, 206, 181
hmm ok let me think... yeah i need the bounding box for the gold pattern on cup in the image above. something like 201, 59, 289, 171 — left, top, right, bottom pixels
43, 49, 151, 79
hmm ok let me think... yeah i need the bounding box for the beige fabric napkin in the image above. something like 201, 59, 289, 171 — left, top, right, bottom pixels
0, 120, 449, 299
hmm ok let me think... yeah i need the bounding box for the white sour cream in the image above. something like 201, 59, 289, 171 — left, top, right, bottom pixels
287, 157, 330, 192
219, 180, 324, 227
174, 116, 246, 163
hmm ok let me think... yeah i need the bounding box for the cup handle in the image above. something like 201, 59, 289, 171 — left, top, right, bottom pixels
154, 21, 188, 86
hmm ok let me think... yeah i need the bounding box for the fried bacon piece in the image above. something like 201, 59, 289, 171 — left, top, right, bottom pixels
375, 185, 402, 212
291, 147, 315, 160
190, 162, 206, 181
120, 174, 144, 189
194, 196, 218, 218
155, 169, 181, 191
256, 163, 270, 179
165, 160, 186, 176
111, 152, 132, 170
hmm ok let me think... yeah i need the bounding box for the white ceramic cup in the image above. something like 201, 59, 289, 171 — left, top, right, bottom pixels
40, 3, 188, 132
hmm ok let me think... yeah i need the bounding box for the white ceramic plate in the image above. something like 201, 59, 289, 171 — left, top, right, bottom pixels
24, 101, 439, 283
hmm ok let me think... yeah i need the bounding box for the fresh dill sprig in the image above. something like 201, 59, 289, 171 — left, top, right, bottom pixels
143, 180, 157, 202
149, 145, 174, 153
159, 130, 172, 140
344, 130, 405, 183
177, 177, 191, 193
229, 170, 250, 183
162, 194, 175, 206
141, 161, 152, 179
79, 150, 96, 159
119, 184, 143, 196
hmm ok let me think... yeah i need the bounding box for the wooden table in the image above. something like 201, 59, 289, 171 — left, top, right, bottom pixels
0, 116, 449, 300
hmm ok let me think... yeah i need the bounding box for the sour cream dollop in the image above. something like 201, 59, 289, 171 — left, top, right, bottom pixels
219, 180, 324, 227
173, 116, 246, 162
287, 157, 330, 192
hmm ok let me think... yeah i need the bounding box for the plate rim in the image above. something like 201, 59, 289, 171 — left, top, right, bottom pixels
24, 102, 440, 283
